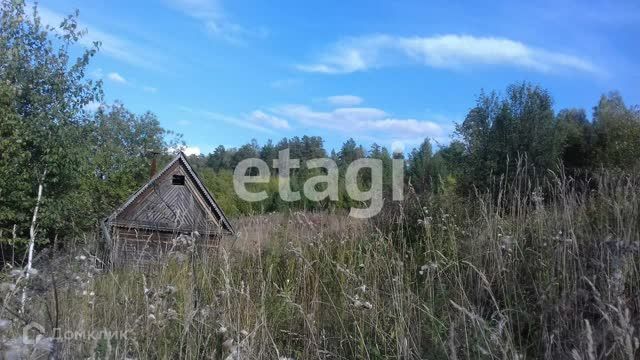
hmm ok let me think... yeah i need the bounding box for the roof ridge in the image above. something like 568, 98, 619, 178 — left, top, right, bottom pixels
106, 151, 234, 234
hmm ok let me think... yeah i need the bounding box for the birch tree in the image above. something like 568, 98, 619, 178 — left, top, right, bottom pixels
0, 1, 101, 266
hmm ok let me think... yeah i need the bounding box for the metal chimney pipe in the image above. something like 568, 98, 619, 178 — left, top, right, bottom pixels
148, 151, 160, 179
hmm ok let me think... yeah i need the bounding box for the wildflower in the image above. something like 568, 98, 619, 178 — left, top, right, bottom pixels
420, 262, 438, 273
164, 285, 177, 296
147, 314, 156, 322
89, 291, 95, 297
353, 297, 373, 310
222, 338, 234, 351
353, 299, 373, 310
218, 325, 227, 334
0, 282, 16, 292
166, 308, 178, 320
500, 235, 514, 252
224, 349, 240, 360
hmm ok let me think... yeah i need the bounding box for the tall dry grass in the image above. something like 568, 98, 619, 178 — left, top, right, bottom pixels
1, 167, 639, 359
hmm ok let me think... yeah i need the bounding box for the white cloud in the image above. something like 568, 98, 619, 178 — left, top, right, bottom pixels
84, 101, 105, 112
177, 105, 289, 133
273, 104, 447, 142
183, 146, 201, 156
298, 34, 600, 75
270, 78, 302, 89
391, 140, 405, 154
36, 6, 165, 71
143, 86, 158, 93
360, 118, 442, 135
107, 72, 127, 84
166, 0, 265, 45
327, 95, 363, 107
169, 145, 201, 155
202, 111, 276, 134
249, 110, 290, 129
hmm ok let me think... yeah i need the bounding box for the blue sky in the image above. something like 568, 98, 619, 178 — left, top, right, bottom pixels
39, 0, 640, 155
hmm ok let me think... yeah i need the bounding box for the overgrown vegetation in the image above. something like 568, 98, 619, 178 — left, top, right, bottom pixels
2, 168, 639, 358
1, 1, 639, 359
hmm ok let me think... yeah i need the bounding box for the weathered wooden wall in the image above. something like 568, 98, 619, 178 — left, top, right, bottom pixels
112, 162, 222, 233
103, 153, 234, 267
108, 226, 221, 267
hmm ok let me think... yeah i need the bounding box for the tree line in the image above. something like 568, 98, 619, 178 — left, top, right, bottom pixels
187, 84, 640, 214
1, 1, 639, 262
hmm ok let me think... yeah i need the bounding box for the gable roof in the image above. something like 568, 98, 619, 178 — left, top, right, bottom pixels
106, 152, 234, 234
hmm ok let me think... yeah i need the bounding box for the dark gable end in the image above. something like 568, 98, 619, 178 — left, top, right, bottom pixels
106, 152, 234, 235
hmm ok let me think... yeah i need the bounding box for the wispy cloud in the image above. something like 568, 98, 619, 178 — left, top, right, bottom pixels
179, 106, 279, 134
298, 34, 601, 75
270, 78, 302, 89
166, 0, 266, 45
107, 72, 127, 84
249, 110, 290, 129
36, 6, 165, 71
203, 111, 277, 133
326, 95, 363, 106
143, 86, 158, 93
271, 104, 449, 143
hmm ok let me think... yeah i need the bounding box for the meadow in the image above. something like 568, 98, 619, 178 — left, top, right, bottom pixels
1, 167, 638, 359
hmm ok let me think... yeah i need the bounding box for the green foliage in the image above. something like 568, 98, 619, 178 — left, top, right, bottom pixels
0, 1, 178, 256
592, 92, 640, 169
0, 0, 101, 241
407, 138, 434, 193
81, 103, 180, 221
0, 83, 32, 236
455, 82, 561, 190
556, 108, 593, 168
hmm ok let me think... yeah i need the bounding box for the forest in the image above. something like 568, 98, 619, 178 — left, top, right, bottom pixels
1, 1, 640, 359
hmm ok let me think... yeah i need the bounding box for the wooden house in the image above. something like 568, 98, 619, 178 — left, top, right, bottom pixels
102, 152, 234, 266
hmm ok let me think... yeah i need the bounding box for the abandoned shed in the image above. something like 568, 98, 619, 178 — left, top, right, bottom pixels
102, 152, 234, 266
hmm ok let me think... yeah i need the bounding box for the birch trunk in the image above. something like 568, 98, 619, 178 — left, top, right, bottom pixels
21, 169, 47, 312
